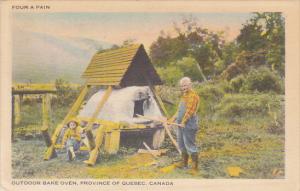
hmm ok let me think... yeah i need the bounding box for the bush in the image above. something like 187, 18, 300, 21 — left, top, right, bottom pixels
195, 82, 225, 103
193, 82, 226, 119
175, 57, 203, 82
230, 74, 245, 93
215, 94, 284, 120
229, 67, 284, 94
157, 66, 184, 86
217, 80, 233, 93
53, 78, 81, 107
241, 67, 284, 93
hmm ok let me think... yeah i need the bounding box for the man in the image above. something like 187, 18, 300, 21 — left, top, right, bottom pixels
170, 77, 200, 172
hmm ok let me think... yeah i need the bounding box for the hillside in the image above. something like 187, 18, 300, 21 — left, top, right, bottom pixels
12, 29, 113, 83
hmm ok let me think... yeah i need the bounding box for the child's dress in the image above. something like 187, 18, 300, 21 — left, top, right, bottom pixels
62, 127, 82, 160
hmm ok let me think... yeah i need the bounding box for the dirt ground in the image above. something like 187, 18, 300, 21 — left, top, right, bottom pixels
12, 138, 189, 179
12, 122, 284, 179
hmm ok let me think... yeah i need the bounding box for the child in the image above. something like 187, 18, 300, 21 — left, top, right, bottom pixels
62, 119, 83, 161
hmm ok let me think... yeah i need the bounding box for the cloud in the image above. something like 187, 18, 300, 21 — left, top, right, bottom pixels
13, 12, 251, 49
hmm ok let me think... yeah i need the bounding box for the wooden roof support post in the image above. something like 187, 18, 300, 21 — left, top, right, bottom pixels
139, 53, 165, 115
44, 84, 90, 160
85, 86, 112, 150
149, 85, 169, 118
84, 125, 106, 166
147, 79, 169, 150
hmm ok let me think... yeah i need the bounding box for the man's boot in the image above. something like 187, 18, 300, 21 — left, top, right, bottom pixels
175, 152, 189, 169
189, 152, 199, 175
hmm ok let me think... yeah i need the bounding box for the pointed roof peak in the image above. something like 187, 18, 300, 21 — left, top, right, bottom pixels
82, 43, 162, 87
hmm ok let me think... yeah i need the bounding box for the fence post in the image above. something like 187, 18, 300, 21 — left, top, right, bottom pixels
14, 95, 21, 125
42, 94, 51, 130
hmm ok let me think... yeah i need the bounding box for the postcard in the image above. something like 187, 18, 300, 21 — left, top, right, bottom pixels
0, 0, 299, 191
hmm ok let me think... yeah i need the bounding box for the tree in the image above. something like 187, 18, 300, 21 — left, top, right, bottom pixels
236, 12, 285, 76
150, 17, 225, 80
150, 35, 189, 67
221, 50, 267, 80
221, 41, 239, 67
237, 21, 267, 51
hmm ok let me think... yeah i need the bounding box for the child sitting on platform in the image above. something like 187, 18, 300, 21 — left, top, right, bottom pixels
62, 119, 84, 161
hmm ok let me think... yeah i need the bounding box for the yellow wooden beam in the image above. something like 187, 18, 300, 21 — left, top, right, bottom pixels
14, 95, 21, 125
84, 125, 106, 166
44, 84, 90, 160
149, 86, 169, 118
54, 144, 89, 151
85, 86, 112, 150
12, 83, 56, 92
104, 129, 120, 154
76, 117, 148, 131
14, 125, 40, 133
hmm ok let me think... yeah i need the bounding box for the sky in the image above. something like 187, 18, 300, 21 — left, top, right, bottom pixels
13, 12, 253, 49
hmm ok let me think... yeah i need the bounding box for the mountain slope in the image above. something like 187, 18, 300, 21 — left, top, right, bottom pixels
12, 29, 113, 83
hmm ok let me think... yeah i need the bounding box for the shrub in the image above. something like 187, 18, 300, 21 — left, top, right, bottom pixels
215, 94, 283, 120
241, 67, 284, 94
53, 78, 81, 107
195, 82, 225, 103
175, 57, 203, 82
229, 67, 284, 94
217, 80, 233, 93
230, 74, 246, 93
156, 66, 184, 86
193, 82, 226, 119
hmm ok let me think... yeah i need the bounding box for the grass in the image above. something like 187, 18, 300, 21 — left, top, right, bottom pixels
196, 121, 284, 178
11, 86, 285, 179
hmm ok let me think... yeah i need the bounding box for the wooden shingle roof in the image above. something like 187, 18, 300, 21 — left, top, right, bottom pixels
82, 44, 162, 87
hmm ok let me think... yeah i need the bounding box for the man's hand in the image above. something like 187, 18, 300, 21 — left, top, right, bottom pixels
167, 117, 175, 123
178, 123, 185, 128
167, 117, 184, 128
